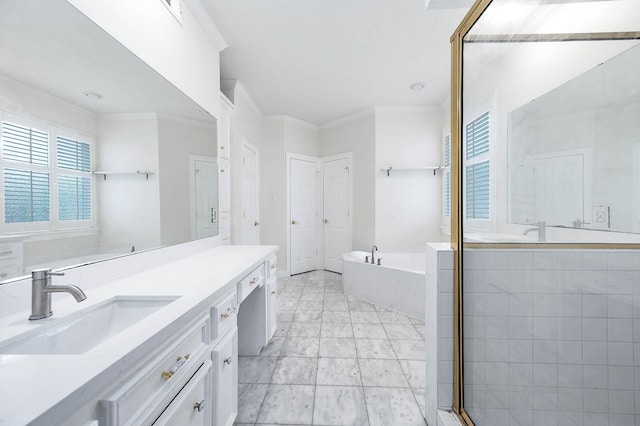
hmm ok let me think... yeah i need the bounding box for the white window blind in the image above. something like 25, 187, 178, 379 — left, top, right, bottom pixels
444, 135, 451, 219
1, 121, 93, 228
465, 112, 490, 220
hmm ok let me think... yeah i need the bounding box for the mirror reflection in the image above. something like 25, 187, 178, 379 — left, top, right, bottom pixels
0, 0, 218, 280
508, 43, 640, 234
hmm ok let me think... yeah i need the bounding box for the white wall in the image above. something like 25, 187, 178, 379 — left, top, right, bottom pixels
321, 110, 376, 252
157, 115, 217, 246
375, 107, 444, 248
97, 114, 161, 251
66, 0, 225, 118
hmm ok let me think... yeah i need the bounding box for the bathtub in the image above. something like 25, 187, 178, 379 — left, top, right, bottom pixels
342, 251, 425, 320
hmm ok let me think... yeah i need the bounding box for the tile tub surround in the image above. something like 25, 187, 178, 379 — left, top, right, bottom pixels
237, 270, 428, 426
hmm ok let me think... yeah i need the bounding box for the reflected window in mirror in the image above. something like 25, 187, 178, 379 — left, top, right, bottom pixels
1, 118, 96, 234
464, 111, 491, 221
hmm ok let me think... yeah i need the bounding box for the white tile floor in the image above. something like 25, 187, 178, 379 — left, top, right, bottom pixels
236, 270, 427, 426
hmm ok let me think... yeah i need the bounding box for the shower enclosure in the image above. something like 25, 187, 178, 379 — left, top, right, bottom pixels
450, 0, 640, 424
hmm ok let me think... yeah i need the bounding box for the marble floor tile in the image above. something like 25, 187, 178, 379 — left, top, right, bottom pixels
353, 323, 388, 339
237, 383, 268, 423
238, 356, 278, 383
293, 310, 323, 323
274, 321, 291, 337
390, 339, 426, 360
383, 323, 423, 340
324, 287, 345, 295
359, 359, 410, 387
377, 311, 413, 324
412, 387, 427, 419
410, 317, 425, 326
350, 311, 381, 324
322, 310, 351, 323
270, 357, 318, 385
277, 310, 295, 322
297, 300, 324, 311
364, 387, 425, 426
278, 299, 299, 311
414, 324, 426, 340
324, 294, 348, 303
313, 386, 368, 426
300, 292, 325, 301
256, 384, 315, 425
349, 301, 376, 311
288, 322, 322, 338
281, 337, 320, 357
400, 359, 427, 389
321, 322, 354, 338
260, 336, 286, 357
316, 357, 361, 386
322, 300, 349, 311
319, 337, 358, 358
355, 338, 397, 359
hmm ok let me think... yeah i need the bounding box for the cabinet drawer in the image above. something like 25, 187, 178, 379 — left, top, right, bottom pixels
237, 264, 264, 303
153, 359, 212, 426
267, 255, 277, 280
0, 243, 19, 260
100, 315, 210, 426
212, 328, 238, 426
0, 261, 20, 280
211, 291, 237, 341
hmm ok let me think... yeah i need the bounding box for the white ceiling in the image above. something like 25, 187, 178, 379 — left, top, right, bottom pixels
204, 0, 470, 125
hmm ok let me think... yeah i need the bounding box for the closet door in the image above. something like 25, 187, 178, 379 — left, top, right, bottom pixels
288, 155, 319, 275
241, 142, 259, 244
322, 155, 351, 273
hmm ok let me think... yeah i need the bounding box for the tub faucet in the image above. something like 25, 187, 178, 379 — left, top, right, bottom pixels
371, 245, 378, 264
29, 268, 86, 320
522, 221, 546, 242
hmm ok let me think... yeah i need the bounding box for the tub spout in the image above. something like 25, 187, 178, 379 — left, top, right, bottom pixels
371, 245, 378, 264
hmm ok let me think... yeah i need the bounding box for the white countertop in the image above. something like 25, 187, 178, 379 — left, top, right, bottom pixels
0, 244, 277, 426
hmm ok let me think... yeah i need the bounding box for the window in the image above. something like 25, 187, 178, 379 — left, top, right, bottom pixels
1, 120, 94, 232
465, 112, 490, 220
443, 134, 451, 219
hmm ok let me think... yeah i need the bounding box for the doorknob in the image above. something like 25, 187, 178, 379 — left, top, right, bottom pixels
291, 220, 299, 225
254, 221, 260, 227
323, 219, 328, 224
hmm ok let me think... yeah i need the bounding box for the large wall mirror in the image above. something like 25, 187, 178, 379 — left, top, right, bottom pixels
0, 0, 219, 280
508, 42, 640, 234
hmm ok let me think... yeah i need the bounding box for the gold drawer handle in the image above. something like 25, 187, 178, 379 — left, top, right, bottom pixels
0, 250, 13, 256
271, 291, 276, 295
221, 313, 229, 319
194, 400, 205, 412
223, 357, 232, 365
250, 277, 258, 285
220, 306, 236, 319
161, 354, 190, 381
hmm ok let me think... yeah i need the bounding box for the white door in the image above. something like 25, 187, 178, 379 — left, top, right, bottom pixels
534, 154, 584, 226
242, 142, 259, 244
323, 156, 351, 273
193, 159, 218, 239
289, 156, 318, 275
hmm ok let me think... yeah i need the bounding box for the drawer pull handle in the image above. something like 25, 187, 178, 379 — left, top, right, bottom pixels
0, 273, 7, 278
220, 307, 235, 319
250, 278, 258, 285
223, 357, 232, 365
220, 313, 229, 319
161, 354, 190, 381
193, 400, 205, 412
0, 251, 13, 256
271, 291, 276, 295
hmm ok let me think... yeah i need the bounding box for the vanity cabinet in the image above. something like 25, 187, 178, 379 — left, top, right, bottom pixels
211, 327, 238, 426
100, 315, 210, 426
266, 255, 278, 338
217, 91, 232, 246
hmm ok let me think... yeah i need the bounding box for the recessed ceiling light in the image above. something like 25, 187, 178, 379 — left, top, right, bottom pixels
409, 82, 425, 91
83, 91, 103, 100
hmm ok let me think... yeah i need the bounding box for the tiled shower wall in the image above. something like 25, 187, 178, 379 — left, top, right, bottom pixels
463, 249, 640, 426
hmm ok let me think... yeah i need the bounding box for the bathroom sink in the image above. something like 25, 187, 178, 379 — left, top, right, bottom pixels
0, 295, 179, 355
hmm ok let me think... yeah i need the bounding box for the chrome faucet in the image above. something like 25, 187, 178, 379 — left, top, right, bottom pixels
522, 221, 546, 242
29, 268, 86, 320
371, 245, 378, 264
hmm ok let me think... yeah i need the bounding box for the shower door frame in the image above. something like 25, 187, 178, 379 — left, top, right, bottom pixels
449, 1, 640, 424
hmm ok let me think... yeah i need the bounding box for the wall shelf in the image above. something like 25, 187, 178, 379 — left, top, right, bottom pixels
92, 170, 155, 181
380, 166, 443, 176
